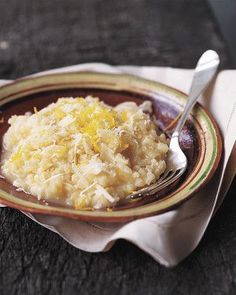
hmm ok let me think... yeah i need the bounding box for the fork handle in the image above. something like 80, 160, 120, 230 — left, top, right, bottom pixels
174, 50, 220, 136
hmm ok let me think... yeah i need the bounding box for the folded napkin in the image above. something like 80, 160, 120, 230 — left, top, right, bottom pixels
0, 64, 235, 267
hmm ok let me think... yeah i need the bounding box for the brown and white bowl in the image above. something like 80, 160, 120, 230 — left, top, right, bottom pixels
0, 72, 222, 222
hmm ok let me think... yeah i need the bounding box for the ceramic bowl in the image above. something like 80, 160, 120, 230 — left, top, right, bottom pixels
0, 72, 222, 222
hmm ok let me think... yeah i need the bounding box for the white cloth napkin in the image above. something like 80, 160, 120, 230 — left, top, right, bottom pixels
0, 63, 235, 267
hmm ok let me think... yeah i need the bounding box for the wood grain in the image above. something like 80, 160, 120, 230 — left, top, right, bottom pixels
0, 0, 235, 294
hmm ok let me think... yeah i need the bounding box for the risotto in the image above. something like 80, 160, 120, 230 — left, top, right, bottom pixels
1, 96, 168, 209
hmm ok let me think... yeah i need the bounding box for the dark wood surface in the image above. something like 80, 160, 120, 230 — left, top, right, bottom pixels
0, 1, 235, 294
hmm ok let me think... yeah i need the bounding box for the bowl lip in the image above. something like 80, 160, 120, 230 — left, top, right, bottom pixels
0, 71, 223, 222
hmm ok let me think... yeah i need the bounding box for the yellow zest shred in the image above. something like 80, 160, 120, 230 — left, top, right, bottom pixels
54, 107, 65, 120
10, 146, 23, 167
120, 111, 128, 122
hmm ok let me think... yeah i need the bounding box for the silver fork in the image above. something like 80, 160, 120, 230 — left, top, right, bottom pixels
126, 50, 220, 201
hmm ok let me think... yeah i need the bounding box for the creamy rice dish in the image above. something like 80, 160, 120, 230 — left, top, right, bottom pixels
1, 96, 168, 209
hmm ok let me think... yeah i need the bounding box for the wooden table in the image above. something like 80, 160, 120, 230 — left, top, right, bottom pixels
0, 1, 235, 294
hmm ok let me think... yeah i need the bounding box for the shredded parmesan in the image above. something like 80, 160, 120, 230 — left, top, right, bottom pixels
79, 182, 97, 197
95, 184, 115, 203
44, 173, 66, 183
